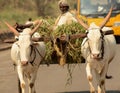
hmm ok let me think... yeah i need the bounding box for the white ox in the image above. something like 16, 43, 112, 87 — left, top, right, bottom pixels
5, 21, 46, 93
76, 8, 116, 93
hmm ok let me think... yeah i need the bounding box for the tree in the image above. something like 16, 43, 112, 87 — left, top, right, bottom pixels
34, 0, 48, 16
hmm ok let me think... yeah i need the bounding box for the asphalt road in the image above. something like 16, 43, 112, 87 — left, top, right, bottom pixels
0, 45, 120, 93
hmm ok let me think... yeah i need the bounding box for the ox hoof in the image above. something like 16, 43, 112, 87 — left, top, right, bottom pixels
90, 90, 95, 93
106, 75, 112, 79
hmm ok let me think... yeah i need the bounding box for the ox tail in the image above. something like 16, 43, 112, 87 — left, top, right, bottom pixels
106, 74, 112, 79
18, 77, 22, 93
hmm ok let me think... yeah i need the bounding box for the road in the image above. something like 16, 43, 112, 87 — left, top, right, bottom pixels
0, 45, 120, 93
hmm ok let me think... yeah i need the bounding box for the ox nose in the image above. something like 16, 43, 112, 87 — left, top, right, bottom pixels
92, 53, 100, 59
21, 61, 28, 66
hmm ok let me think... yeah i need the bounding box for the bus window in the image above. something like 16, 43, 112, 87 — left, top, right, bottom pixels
80, 0, 120, 15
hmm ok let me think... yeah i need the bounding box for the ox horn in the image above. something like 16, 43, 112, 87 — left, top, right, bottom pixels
4, 22, 19, 36
30, 20, 43, 35
99, 7, 113, 29
75, 11, 89, 29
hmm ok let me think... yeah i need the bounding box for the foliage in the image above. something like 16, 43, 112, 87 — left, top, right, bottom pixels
37, 18, 55, 64
38, 20, 86, 64
0, 0, 77, 32
0, 9, 37, 33
53, 22, 85, 63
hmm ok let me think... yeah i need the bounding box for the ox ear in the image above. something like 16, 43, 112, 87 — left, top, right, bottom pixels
4, 22, 19, 36
99, 7, 113, 29
30, 20, 43, 35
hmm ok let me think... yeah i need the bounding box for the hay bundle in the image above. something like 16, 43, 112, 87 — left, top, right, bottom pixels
54, 22, 85, 65
38, 20, 85, 65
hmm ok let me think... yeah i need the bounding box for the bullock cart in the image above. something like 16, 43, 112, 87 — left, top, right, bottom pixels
4, 9, 115, 93
32, 22, 114, 66
34, 7, 116, 93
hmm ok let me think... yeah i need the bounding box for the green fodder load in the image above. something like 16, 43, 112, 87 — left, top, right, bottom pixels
54, 22, 85, 64
38, 20, 86, 65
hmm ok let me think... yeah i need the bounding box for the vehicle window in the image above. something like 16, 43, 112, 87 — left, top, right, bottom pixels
80, 0, 120, 15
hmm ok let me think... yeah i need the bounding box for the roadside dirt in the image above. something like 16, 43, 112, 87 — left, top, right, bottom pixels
0, 32, 14, 51
0, 32, 14, 43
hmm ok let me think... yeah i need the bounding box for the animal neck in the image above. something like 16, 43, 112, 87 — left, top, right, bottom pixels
29, 45, 36, 66
29, 45, 44, 66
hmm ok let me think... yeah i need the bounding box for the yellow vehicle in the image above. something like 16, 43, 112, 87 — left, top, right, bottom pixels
76, 0, 120, 42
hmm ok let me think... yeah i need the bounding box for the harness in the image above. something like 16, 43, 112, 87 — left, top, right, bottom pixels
88, 29, 105, 59
29, 45, 44, 66
13, 42, 44, 67
87, 40, 104, 59
100, 30, 104, 59
86, 29, 113, 60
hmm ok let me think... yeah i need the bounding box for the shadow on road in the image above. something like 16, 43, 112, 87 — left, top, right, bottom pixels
59, 90, 120, 93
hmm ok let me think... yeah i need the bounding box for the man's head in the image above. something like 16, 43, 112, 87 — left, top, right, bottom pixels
28, 18, 32, 21
58, 0, 69, 13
